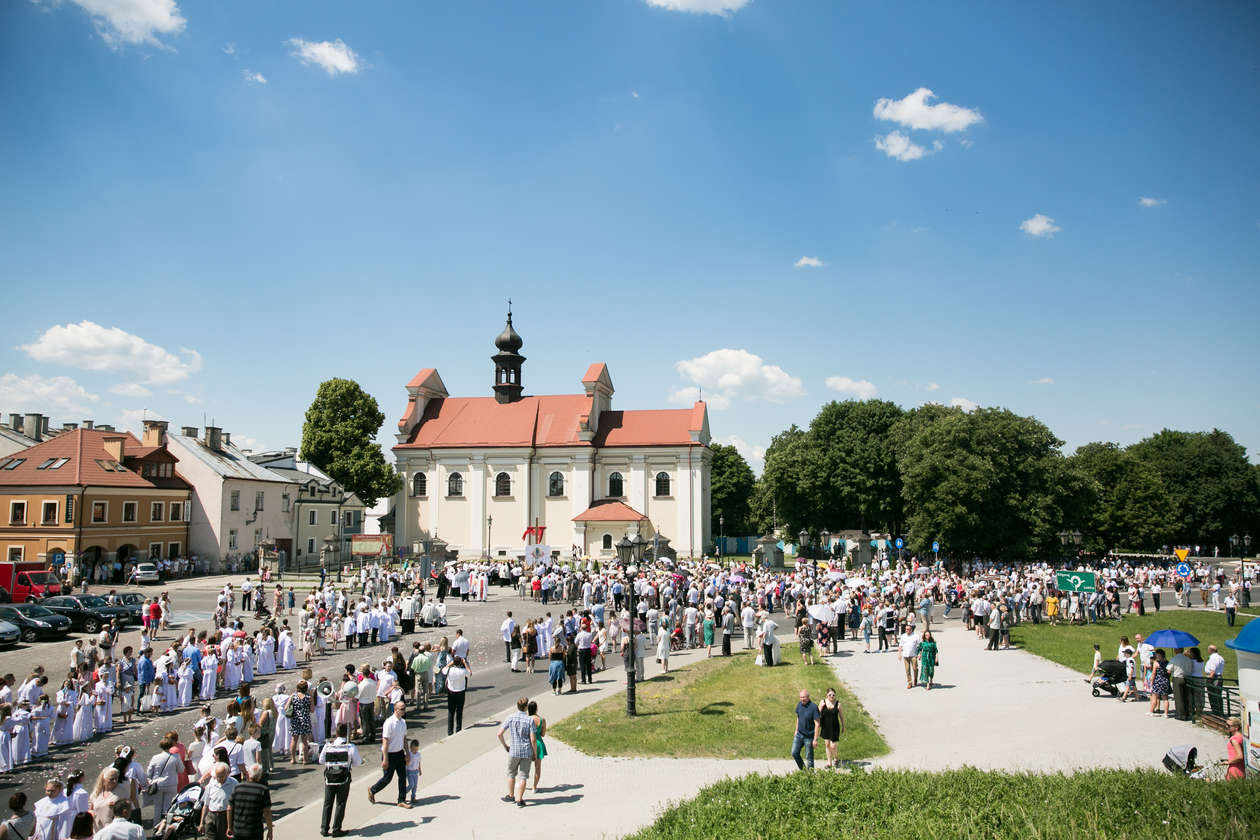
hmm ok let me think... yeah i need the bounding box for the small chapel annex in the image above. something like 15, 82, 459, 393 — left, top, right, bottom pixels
392, 311, 712, 564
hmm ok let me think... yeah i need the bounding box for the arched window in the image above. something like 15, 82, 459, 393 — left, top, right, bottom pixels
448, 472, 464, 497
608, 471, 623, 498
412, 473, 427, 497
655, 471, 671, 497
602, 534, 613, 550
495, 472, 512, 497
548, 471, 564, 497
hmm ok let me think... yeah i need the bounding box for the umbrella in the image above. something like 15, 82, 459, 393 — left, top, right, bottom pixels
1144, 629, 1200, 649
827, 571, 845, 581
729, 574, 745, 584
846, 578, 867, 589
807, 603, 835, 623
232, 630, 247, 638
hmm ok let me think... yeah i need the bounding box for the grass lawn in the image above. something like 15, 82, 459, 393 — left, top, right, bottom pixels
632, 767, 1260, 840
550, 643, 888, 761
1010, 610, 1255, 681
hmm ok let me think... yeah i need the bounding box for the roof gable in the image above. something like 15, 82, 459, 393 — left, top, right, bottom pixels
0, 429, 188, 489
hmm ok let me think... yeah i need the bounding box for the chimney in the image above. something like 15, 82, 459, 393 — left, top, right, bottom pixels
24, 413, 44, 441
62, 422, 79, 431
96, 424, 115, 432
82, 420, 95, 430
181, 426, 198, 438
9, 414, 22, 433
222, 432, 232, 448
142, 419, 168, 447
42, 417, 51, 436
102, 435, 126, 463
205, 426, 222, 452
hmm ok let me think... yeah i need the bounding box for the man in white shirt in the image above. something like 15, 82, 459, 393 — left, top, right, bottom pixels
500, 612, 516, 663
355, 667, 378, 744
451, 629, 470, 661
366, 702, 411, 809
1204, 644, 1227, 715
899, 628, 921, 688
319, 723, 363, 836
94, 801, 143, 840
741, 604, 757, 649
199, 764, 236, 840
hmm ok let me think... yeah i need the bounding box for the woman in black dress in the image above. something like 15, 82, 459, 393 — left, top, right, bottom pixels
818, 687, 846, 769
288, 680, 312, 764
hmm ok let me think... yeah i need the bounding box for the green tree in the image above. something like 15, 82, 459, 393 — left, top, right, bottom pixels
710, 443, 755, 537
897, 407, 1067, 560
808, 400, 905, 534
300, 378, 402, 508
1128, 429, 1259, 548
1070, 442, 1174, 552
756, 425, 821, 537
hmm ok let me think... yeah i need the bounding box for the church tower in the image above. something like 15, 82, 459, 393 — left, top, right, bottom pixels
492, 305, 525, 404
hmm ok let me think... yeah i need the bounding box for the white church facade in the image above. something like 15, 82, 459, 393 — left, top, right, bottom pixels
391, 313, 712, 563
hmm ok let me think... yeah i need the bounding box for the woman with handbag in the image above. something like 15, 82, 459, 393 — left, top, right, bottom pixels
145, 738, 181, 827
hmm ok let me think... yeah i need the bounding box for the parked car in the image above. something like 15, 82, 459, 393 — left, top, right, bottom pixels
39, 594, 132, 633
134, 561, 160, 584
108, 591, 148, 624
0, 618, 19, 646
0, 603, 73, 642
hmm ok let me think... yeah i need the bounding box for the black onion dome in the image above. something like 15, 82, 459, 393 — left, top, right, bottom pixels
495, 314, 523, 353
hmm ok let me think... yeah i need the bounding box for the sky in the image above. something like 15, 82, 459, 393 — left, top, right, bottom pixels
2, 0, 1258, 473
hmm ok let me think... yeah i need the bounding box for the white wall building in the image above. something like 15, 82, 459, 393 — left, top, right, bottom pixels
163, 426, 298, 570
392, 314, 712, 563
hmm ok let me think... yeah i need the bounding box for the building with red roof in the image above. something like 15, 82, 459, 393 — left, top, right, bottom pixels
393, 312, 711, 562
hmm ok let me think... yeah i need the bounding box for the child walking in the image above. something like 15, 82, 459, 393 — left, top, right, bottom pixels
404, 738, 422, 805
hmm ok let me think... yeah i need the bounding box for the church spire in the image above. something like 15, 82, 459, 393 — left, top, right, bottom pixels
492, 302, 525, 404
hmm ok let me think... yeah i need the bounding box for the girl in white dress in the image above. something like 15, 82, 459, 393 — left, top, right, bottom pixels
177, 659, 194, 707
278, 630, 296, 670
240, 641, 254, 684
72, 684, 95, 741
92, 680, 112, 733
222, 643, 240, 693
200, 650, 218, 701
0, 705, 12, 771
31, 696, 52, 756
271, 687, 291, 757
53, 681, 76, 746
161, 661, 178, 711
10, 703, 31, 765
256, 631, 276, 675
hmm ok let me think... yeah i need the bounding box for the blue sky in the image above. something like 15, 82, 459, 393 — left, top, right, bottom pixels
2, 0, 1258, 472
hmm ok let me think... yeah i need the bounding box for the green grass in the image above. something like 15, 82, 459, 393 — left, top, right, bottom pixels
1010, 610, 1255, 681
551, 643, 887, 761
632, 768, 1260, 840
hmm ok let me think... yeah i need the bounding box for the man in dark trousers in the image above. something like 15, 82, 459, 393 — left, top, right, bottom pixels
229, 764, 272, 840
318, 724, 363, 836
367, 701, 412, 809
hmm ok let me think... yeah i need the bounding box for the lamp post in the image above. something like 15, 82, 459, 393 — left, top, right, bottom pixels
819, 530, 830, 600
486, 514, 493, 560
718, 515, 725, 559
1229, 533, 1239, 559
616, 533, 647, 716
323, 534, 338, 582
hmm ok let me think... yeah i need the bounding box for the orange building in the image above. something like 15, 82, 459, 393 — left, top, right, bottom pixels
0, 422, 191, 580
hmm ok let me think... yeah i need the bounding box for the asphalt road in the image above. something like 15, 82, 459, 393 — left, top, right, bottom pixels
0, 575, 577, 821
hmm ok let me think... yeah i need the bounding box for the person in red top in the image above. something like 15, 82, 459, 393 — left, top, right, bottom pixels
149, 601, 163, 640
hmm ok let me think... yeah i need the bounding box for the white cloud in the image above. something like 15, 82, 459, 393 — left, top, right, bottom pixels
925, 382, 940, 392
631, 90, 640, 99
960, 138, 975, 149
68, 0, 186, 49
794, 256, 824, 268
109, 382, 152, 398
668, 385, 729, 410
824, 376, 877, 400
222, 43, 235, 56
715, 434, 766, 473
287, 37, 360, 76
0, 373, 100, 417
20, 321, 202, 385
243, 70, 266, 85
873, 88, 983, 134
166, 389, 202, 405
1029, 377, 1054, 385
1020, 214, 1061, 238
644, 0, 752, 15
674, 348, 804, 408
1138, 197, 1166, 208
950, 397, 979, 412
875, 130, 928, 161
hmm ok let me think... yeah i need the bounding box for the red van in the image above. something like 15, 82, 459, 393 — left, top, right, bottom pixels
0, 561, 63, 602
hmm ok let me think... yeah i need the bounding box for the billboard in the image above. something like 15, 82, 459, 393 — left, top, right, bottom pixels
351, 534, 393, 557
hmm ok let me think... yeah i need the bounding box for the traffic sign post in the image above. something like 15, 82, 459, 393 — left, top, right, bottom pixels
932, 540, 940, 567
1175, 562, 1192, 579
1054, 570, 1097, 593
1174, 548, 1190, 564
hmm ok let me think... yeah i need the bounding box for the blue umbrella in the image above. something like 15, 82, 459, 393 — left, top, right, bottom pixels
1144, 628, 1200, 649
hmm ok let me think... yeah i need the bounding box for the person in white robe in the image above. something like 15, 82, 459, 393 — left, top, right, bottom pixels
31, 696, 52, 756
32, 780, 71, 840
199, 651, 218, 702
92, 681, 111, 733
53, 682, 75, 746
176, 660, 194, 708
271, 688, 291, 757
160, 662, 178, 712
256, 632, 276, 675
71, 685, 94, 742
10, 704, 32, 765
240, 642, 254, 684
278, 630, 296, 670
222, 644, 240, 693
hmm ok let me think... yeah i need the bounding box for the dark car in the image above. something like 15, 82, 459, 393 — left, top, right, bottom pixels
106, 592, 148, 624
39, 594, 132, 633
0, 602, 73, 642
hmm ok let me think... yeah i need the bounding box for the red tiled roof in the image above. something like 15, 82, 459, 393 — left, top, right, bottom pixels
573, 499, 647, 522
591, 408, 701, 447
582, 363, 608, 383
0, 429, 190, 489
407, 368, 437, 389
395, 395, 594, 449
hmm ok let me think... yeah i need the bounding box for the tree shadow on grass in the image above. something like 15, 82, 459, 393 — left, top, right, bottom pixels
698, 701, 734, 716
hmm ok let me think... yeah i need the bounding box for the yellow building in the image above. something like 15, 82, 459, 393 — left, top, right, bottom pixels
0, 424, 191, 581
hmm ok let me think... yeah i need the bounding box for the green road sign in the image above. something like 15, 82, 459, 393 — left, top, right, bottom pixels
1055, 570, 1097, 593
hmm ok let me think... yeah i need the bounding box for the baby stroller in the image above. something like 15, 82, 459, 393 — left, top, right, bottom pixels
670, 625, 686, 651
1163, 744, 1224, 780
152, 782, 204, 840
1091, 659, 1127, 697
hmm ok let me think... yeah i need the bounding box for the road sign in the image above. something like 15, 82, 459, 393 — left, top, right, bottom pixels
1055, 570, 1097, 593
1175, 562, 1191, 578
932, 540, 940, 553
894, 538, 904, 549
1173, 548, 1190, 564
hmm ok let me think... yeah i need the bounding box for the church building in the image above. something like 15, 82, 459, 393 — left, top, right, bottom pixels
392, 312, 712, 563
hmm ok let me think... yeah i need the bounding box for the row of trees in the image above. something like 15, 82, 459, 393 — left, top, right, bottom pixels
710, 399, 1260, 561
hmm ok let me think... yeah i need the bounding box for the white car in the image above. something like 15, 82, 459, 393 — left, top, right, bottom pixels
134, 561, 160, 584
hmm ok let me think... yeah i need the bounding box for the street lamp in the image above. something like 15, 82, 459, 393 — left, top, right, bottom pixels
486, 514, 493, 560
1057, 530, 1082, 564
616, 533, 648, 716
1230, 534, 1239, 558
718, 515, 725, 559
819, 530, 830, 600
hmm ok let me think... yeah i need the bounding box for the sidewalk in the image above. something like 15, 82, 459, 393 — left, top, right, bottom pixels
277, 644, 794, 839
828, 617, 1225, 772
